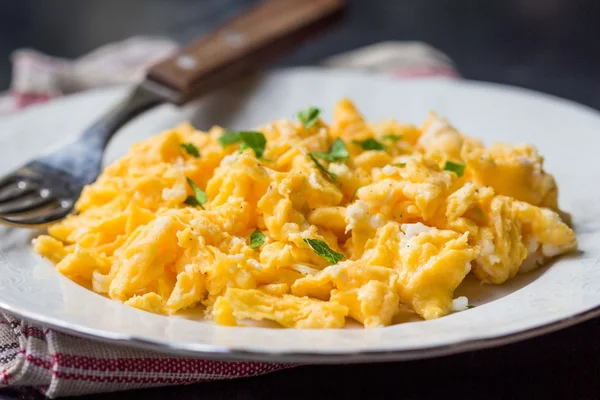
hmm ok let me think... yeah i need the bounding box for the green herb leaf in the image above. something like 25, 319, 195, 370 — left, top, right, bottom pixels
297, 107, 321, 129
466, 305, 476, 309
238, 142, 250, 155
303, 238, 343, 264
180, 143, 200, 158
391, 163, 406, 167
308, 153, 338, 181
353, 138, 387, 151
185, 177, 208, 209
219, 130, 267, 158
382, 134, 403, 142
329, 138, 349, 161
443, 161, 466, 177
312, 138, 349, 163
311, 151, 334, 161
250, 230, 266, 249
239, 131, 266, 158
218, 130, 242, 147
184, 196, 199, 206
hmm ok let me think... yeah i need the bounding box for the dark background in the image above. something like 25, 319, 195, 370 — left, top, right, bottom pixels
1, 0, 600, 109
1, 0, 600, 399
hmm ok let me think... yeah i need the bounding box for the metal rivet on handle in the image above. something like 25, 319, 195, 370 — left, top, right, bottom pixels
224, 31, 245, 47
176, 55, 197, 70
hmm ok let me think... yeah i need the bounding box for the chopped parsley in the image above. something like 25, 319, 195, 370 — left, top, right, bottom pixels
391, 163, 406, 168
184, 177, 208, 209
296, 107, 321, 129
466, 305, 476, 309
303, 238, 343, 264
250, 230, 266, 249
311, 151, 333, 161
311, 138, 349, 162
308, 153, 338, 181
219, 130, 243, 146
329, 138, 349, 160
443, 161, 466, 177
382, 134, 403, 142
353, 138, 387, 151
180, 143, 200, 158
219, 130, 267, 158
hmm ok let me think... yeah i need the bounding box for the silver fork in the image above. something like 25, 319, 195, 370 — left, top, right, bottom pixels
0, 0, 345, 228
0, 85, 163, 227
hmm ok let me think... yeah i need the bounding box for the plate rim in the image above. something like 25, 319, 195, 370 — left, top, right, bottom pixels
1, 66, 599, 362
1, 297, 600, 363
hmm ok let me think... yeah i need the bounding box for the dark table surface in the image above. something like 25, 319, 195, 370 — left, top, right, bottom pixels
1, 0, 600, 399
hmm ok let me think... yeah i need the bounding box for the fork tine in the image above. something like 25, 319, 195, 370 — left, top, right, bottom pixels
0, 180, 36, 204
0, 200, 61, 219
0, 175, 15, 190
0, 203, 72, 227
0, 192, 55, 216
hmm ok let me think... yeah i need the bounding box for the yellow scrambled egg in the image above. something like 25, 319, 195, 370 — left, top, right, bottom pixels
33, 99, 577, 329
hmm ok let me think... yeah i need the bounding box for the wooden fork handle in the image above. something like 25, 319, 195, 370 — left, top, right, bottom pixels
146, 0, 345, 105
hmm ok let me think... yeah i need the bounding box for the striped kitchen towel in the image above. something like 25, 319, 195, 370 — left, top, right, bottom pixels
0, 314, 294, 397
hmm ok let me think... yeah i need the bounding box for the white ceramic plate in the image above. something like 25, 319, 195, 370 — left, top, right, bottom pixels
1, 68, 599, 363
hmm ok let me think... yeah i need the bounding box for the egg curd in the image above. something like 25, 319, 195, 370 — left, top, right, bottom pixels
33, 99, 577, 329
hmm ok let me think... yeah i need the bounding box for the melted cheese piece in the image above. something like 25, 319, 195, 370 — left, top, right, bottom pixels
33, 99, 577, 329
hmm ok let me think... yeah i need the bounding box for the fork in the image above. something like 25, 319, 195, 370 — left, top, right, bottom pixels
0, 0, 345, 228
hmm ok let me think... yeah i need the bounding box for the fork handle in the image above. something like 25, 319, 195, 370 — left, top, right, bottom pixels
146, 0, 345, 105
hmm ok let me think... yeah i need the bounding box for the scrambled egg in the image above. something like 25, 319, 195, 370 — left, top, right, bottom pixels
33, 99, 577, 329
